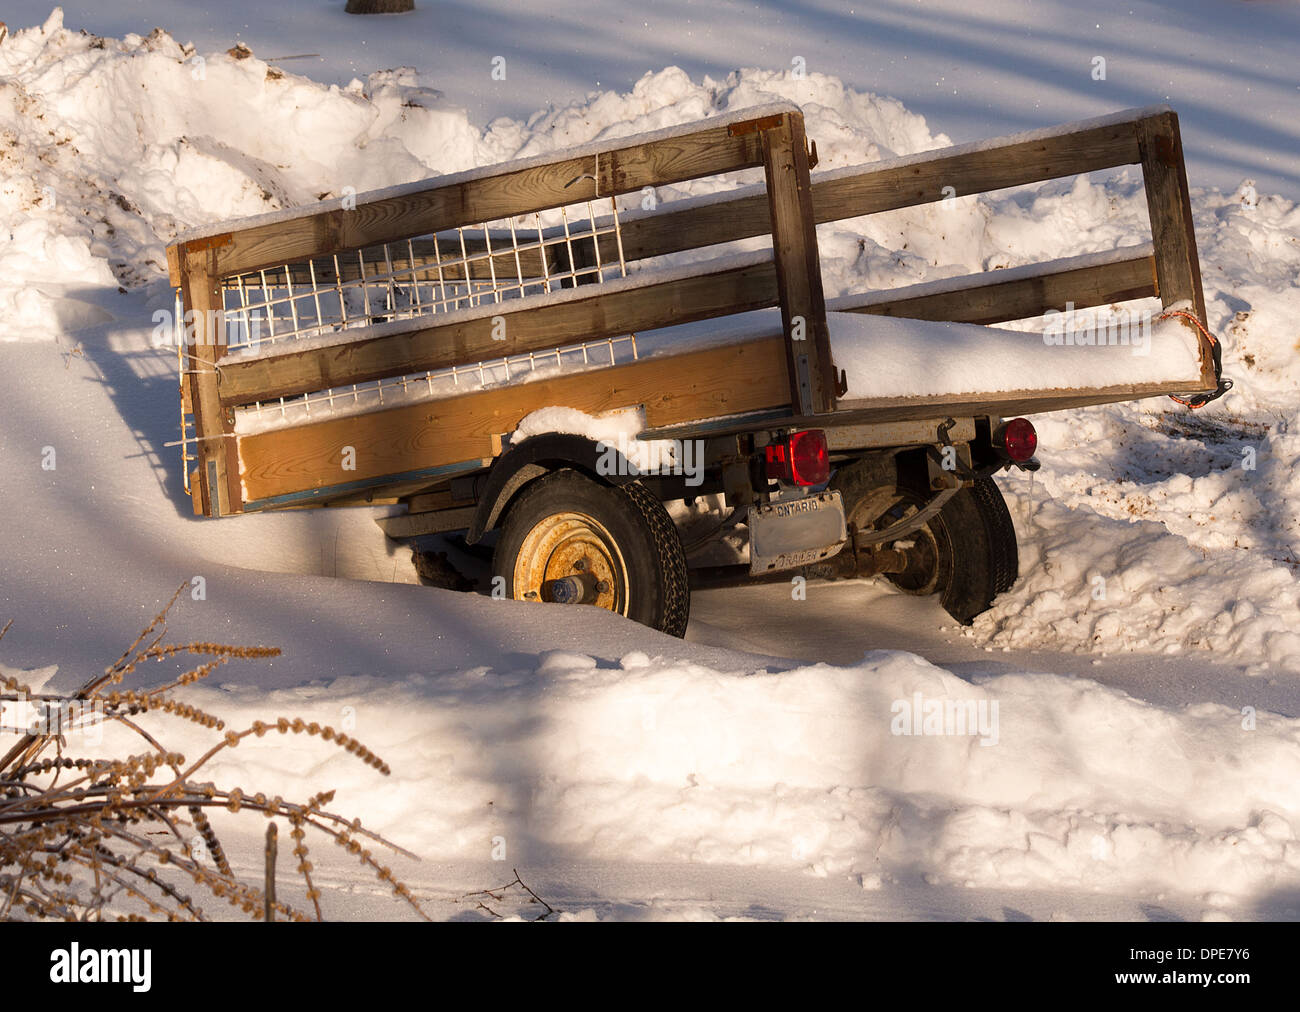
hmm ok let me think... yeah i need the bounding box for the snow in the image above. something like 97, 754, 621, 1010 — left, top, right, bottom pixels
2, 6, 1300, 921
974, 482, 1300, 671
100, 645, 1300, 907
511, 406, 682, 477
40, 0, 1300, 197
831, 309, 1203, 401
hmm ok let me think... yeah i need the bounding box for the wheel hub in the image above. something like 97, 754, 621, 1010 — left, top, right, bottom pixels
869, 496, 942, 595
513, 512, 627, 614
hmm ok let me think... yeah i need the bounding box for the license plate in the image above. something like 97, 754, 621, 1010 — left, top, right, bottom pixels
747, 491, 847, 575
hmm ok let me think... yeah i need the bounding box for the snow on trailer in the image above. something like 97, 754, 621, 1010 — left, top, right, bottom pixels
165, 102, 1223, 636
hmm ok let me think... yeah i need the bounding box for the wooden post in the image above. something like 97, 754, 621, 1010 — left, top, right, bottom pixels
1139, 111, 1208, 325
759, 112, 838, 415
180, 243, 241, 516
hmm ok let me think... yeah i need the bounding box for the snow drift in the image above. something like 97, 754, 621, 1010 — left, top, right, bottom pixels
114, 643, 1300, 908
2, 9, 1299, 915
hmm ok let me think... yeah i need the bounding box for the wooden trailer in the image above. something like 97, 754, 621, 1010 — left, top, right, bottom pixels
165, 102, 1223, 635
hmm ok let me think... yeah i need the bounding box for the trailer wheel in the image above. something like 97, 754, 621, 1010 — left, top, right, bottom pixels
862, 478, 1018, 624
492, 469, 690, 637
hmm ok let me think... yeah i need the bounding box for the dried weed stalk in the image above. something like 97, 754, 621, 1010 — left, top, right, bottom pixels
0, 586, 428, 921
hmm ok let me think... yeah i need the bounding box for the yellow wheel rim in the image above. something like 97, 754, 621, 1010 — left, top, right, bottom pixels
512, 511, 628, 615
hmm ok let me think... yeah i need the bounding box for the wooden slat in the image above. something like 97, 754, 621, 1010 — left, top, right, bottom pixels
616, 192, 768, 263
817, 121, 1141, 222
218, 257, 780, 407
165, 244, 182, 288
192, 123, 769, 281
597, 116, 1146, 265
761, 114, 836, 414
238, 338, 790, 504
835, 251, 1158, 325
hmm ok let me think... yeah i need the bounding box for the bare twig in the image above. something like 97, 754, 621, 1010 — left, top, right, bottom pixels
1, 594, 427, 922
459, 869, 557, 921
264, 822, 277, 922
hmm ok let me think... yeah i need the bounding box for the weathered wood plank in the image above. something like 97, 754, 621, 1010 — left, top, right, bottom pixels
833, 251, 1158, 325
196, 123, 768, 280
166, 244, 183, 288
218, 257, 780, 407
601, 117, 1146, 265
1139, 112, 1207, 322
817, 123, 1141, 223
1138, 111, 1215, 390
238, 337, 790, 503
181, 247, 241, 515
762, 114, 836, 415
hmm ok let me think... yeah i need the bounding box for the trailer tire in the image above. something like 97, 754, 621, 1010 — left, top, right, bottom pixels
849, 476, 1018, 624
492, 469, 690, 637
934, 477, 1019, 623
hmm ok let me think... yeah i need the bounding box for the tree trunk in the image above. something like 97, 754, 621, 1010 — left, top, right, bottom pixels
345, 0, 414, 13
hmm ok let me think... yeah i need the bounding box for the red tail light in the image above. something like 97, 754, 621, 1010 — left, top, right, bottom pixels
995, 418, 1037, 462
765, 429, 830, 486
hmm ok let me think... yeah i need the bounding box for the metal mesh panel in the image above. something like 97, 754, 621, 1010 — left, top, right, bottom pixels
222, 198, 628, 353
232, 332, 639, 432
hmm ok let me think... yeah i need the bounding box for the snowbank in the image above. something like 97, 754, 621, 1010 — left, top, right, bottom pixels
137, 645, 1300, 904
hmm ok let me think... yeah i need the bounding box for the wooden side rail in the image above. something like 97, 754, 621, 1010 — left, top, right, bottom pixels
608, 107, 1147, 262
169, 104, 1212, 517
169, 103, 836, 515
237, 337, 791, 510
828, 245, 1158, 325
612, 105, 1210, 386
565, 106, 1186, 291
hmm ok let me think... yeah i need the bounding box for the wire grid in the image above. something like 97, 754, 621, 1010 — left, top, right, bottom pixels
234, 332, 641, 432
175, 194, 633, 478
221, 196, 629, 354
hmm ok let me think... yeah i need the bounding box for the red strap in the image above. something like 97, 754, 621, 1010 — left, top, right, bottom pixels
1158, 310, 1230, 409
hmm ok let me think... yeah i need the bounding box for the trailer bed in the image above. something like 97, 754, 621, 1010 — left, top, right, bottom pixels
166, 103, 1218, 516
